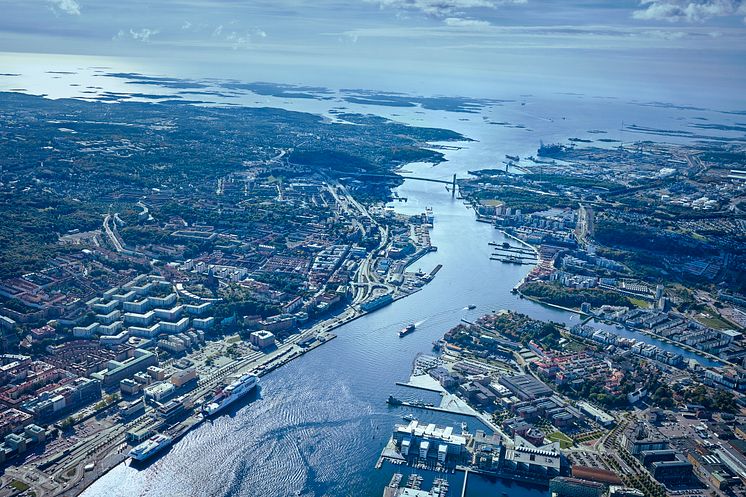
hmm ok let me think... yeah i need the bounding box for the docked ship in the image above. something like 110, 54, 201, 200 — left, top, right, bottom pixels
129, 434, 173, 462
424, 207, 434, 224
399, 323, 416, 337
360, 293, 393, 313
203, 373, 258, 416
500, 255, 525, 264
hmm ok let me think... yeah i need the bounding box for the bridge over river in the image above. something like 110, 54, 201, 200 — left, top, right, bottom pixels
345, 172, 458, 196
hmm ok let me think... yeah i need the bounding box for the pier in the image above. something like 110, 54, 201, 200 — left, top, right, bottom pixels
387, 398, 479, 417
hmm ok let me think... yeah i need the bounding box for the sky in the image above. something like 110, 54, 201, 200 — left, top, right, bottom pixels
1, 0, 745, 105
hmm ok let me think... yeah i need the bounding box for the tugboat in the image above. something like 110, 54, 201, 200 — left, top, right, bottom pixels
399, 323, 416, 338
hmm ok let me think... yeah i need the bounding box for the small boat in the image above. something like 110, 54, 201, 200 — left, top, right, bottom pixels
467, 304, 476, 310
461, 421, 468, 433
403, 413, 416, 422
399, 323, 416, 337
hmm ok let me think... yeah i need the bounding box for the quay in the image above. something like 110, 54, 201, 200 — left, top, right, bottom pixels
394, 381, 443, 393
387, 397, 479, 418
487, 242, 535, 255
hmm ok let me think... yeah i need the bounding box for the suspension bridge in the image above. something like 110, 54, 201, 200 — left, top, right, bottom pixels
345, 172, 458, 196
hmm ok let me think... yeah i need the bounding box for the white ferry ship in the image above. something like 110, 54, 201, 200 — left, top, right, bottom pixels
129, 434, 173, 462
203, 373, 258, 416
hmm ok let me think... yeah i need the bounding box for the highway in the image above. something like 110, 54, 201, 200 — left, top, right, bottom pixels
102, 214, 124, 253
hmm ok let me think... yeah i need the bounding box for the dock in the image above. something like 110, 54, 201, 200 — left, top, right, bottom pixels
388, 398, 478, 417
395, 381, 444, 393
460, 468, 469, 497
488, 242, 535, 256
489, 257, 536, 266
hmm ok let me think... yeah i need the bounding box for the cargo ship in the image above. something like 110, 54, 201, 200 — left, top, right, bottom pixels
399, 323, 415, 337
203, 373, 258, 417
129, 434, 173, 462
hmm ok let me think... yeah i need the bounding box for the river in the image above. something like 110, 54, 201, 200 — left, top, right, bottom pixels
80, 133, 716, 497
10, 61, 733, 496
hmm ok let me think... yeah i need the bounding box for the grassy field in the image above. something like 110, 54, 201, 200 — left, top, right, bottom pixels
548, 431, 574, 449
629, 297, 652, 309
10, 480, 30, 492
695, 313, 734, 330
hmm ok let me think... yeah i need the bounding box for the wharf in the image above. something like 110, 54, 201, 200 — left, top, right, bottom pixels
492, 248, 536, 261
388, 399, 478, 417
468, 466, 551, 487
488, 243, 535, 255
395, 381, 443, 393
489, 257, 535, 266
496, 229, 540, 257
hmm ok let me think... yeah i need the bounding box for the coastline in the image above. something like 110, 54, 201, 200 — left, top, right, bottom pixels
472, 212, 728, 368
514, 291, 587, 316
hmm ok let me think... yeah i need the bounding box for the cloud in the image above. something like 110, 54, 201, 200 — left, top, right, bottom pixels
632, 0, 745, 23
444, 17, 492, 27
114, 28, 160, 43
375, 0, 527, 18
47, 0, 80, 16
212, 26, 267, 50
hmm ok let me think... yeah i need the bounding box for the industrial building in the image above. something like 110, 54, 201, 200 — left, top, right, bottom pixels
498, 374, 553, 401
